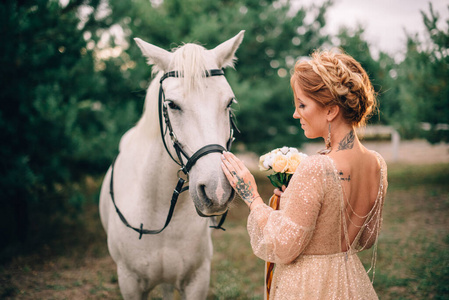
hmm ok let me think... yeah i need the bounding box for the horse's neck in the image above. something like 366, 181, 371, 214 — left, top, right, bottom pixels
134, 75, 162, 142
116, 124, 182, 212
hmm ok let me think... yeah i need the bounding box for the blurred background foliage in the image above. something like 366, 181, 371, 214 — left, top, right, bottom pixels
0, 0, 448, 257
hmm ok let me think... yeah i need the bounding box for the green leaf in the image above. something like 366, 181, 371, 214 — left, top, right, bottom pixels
267, 172, 294, 188
267, 174, 283, 189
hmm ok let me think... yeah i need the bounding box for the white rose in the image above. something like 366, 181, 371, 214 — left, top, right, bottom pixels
266, 154, 274, 168
259, 153, 269, 171
289, 147, 299, 154
263, 160, 271, 169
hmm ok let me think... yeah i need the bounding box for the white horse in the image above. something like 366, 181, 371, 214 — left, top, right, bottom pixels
99, 30, 245, 300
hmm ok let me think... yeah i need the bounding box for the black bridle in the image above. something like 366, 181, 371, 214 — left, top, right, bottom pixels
158, 69, 238, 175
109, 69, 239, 239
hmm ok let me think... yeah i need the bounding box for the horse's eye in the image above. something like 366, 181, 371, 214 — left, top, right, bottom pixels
166, 101, 181, 111
227, 97, 237, 108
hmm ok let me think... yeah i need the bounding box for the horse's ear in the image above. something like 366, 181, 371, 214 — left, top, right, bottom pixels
134, 38, 173, 71
211, 30, 245, 69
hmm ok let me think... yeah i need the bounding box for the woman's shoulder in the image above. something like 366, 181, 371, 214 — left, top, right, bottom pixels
302, 153, 334, 166
368, 150, 388, 183
296, 154, 335, 175
367, 150, 388, 173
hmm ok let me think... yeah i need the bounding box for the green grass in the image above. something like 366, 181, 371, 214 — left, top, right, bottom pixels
387, 163, 449, 189
1, 163, 448, 299
369, 164, 449, 299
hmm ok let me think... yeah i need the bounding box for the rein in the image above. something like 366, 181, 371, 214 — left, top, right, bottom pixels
109, 69, 239, 239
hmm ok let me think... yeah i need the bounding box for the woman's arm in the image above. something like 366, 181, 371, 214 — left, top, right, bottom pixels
222, 153, 325, 264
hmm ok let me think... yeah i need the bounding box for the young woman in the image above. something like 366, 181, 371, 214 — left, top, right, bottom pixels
221, 50, 388, 299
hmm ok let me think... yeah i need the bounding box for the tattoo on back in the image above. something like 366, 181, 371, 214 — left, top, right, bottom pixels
339, 171, 351, 181
337, 130, 355, 151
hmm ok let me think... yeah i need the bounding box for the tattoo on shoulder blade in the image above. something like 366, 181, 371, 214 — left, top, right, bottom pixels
337, 130, 355, 151
339, 171, 351, 181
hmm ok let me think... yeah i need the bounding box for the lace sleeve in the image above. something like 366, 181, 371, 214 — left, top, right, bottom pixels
247, 156, 325, 264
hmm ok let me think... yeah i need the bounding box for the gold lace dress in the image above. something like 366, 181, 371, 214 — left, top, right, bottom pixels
248, 152, 388, 300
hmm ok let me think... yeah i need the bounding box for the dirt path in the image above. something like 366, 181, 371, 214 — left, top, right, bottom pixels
1, 252, 121, 299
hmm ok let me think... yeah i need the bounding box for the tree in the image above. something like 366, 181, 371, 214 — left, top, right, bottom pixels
391, 3, 449, 142
0, 0, 137, 254
418, 2, 449, 143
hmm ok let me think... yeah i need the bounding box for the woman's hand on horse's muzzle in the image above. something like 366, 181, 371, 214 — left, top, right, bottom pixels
221, 151, 261, 208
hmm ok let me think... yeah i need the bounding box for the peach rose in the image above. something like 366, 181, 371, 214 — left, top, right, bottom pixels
286, 153, 302, 174
272, 154, 288, 173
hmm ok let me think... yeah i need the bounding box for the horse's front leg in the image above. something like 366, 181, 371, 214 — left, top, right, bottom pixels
181, 259, 211, 300
117, 263, 151, 300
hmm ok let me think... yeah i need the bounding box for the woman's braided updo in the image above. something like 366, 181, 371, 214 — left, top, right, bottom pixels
291, 50, 377, 127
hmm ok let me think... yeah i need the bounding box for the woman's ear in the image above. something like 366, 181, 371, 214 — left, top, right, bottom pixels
326, 105, 339, 122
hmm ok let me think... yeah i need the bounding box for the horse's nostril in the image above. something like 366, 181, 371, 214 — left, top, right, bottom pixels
198, 184, 212, 206
229, 189, 235, 202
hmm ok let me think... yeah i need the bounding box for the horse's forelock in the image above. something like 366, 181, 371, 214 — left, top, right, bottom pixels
136, 43, 212, 140
170, 43, 209, 95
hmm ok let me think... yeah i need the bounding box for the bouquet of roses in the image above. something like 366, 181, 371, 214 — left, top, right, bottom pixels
259, 146, 307, 300
259, 146, 308, 189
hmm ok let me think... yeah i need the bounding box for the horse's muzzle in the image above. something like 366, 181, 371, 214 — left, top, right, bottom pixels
193, 188, 235, 217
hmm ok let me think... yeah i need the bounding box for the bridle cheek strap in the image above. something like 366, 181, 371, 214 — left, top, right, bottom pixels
158, 69, 233, 171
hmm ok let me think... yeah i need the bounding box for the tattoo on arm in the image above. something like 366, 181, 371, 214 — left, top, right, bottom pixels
339, 171, 351, 181
337, 130, 355, 151
233, 172, 256, 204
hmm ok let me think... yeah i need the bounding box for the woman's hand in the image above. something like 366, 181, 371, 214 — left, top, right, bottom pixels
274, 185, 286, 197
221, 151, 261, 208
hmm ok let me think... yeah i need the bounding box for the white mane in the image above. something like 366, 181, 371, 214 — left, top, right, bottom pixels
134, 43, 211, 141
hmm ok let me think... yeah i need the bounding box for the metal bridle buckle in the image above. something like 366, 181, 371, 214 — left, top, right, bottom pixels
177, 168, 189, 182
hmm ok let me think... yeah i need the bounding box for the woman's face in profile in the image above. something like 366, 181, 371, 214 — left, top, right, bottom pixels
293, 85, 327, 139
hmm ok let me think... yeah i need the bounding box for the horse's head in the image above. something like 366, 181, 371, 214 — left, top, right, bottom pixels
134, 31, 244, 216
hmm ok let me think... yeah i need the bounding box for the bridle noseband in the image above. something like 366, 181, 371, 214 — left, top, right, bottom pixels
109, 69, 239, 239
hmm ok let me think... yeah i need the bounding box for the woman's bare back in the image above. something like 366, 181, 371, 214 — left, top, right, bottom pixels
329, 144, 382, 252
